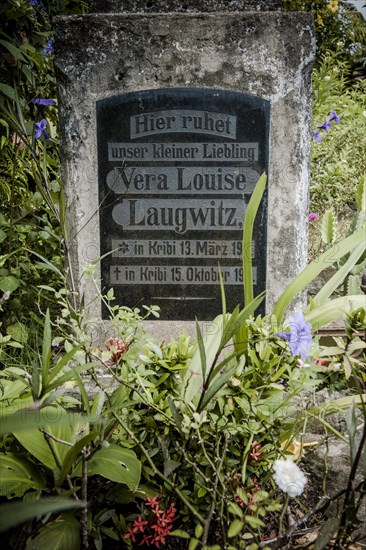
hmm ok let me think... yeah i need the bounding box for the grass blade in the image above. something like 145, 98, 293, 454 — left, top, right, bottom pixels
243, 173, 267, 307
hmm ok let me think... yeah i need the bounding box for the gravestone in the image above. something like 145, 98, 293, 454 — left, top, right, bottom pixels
54, 1, 315, 336
97, 88, 268, 320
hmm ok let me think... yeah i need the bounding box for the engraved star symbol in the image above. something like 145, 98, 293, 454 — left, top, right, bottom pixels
119, 241, 130, 254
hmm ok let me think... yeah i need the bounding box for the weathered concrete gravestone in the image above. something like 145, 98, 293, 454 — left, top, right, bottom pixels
54, 1, 315, 336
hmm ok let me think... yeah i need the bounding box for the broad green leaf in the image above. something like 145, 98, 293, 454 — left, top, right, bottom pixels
313, 242, 365, 305
0, 499, 83, 533
72, 444, 141, 491
228, 519, 244, 538
0, 407, 81, 435
273, 227, 366, 322
243, 173, 267, 307
6, 322, 28, 344
0, 453, 45, 497
25, 514, 80, 550
14, 406, 79, 469
0, 275, 20, 293
304, 295, 366, 329
321, 209, 335, 244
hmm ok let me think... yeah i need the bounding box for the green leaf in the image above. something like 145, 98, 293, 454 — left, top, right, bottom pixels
313, 242, 365, 305
24, 249, 64, 278
168, 397, 182, 431
195, 317, 207, 384
0, 83, 17, 101
243, 173, 267, 307
244, 515, 266, 528
90, 390, 106, 423
347, 274, 362, 295
171, 529, 191, 539
41, 309, 52, 386
0, 453, 45, 497
6, 322, 28, 344
13, 406, 79, 469
195, 524, 204, 539
199, 363, 237, 410
273, 227, 366, 322
228, 502, 244, 519
232, 293, 265, 352
355, 174, 366, 213
321, 209, 335, 245
305, 295, 366, 328
0, 499, 83, 533
0, 40, 26, 62
0, 275, 20, 293
228, 519, 244, 538
182, 313, 223, 405
0, 407, 82, 435
188, 539, 199, 550
47, 344, 83, 384
46, 362, 98, 392
57, 432, 98, 486
25, 514, 81, 550
72, 444, 141, 491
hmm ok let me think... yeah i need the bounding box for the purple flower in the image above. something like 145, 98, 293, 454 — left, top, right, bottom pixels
30, 0, 43, 5
329, 110, 341, 124
317, 116, 332, 134
308, 213, 319, 221
34, 119, 49, 139
44, 38, 53, 55
312, 130, 322, 142
277, 311, 313, 360
32, 98, 56, 107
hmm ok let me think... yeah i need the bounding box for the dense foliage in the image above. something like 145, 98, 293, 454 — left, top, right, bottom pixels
283, 0, 366, 69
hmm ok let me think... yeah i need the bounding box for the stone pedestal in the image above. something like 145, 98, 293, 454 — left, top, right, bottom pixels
54, 2, 315, 339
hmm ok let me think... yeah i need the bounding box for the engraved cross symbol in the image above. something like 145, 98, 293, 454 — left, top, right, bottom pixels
114, 267, 122, 281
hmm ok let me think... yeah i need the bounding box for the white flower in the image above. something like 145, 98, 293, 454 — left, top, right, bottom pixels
273, 459, 307, 498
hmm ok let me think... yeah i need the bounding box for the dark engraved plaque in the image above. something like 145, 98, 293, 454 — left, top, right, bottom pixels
97, 88, 269, 320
